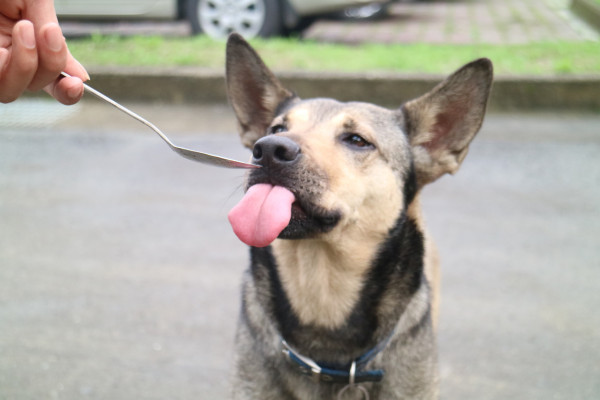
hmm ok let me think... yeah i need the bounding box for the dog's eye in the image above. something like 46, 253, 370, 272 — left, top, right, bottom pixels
342, 134, 373, 149
269, 125, 287, 135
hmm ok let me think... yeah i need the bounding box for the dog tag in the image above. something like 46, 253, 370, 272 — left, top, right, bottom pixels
337, 384, 370, 400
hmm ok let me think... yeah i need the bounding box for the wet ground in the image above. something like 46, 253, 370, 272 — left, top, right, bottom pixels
1, 99, 599, 399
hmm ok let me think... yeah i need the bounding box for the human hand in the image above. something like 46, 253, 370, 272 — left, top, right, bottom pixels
0, 0, 89, 105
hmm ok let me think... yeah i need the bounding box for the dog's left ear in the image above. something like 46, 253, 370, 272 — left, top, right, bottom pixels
226, 33, 297, 149
401, 58, 493, 187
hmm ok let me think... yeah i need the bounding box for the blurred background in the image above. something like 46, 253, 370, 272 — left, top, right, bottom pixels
1, 0, 599, 399
53, 0, 396, 39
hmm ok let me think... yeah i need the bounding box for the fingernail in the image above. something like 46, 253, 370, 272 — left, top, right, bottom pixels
45, 25, 65, 53
20, 22, 36, 50
74, 59, 91, 81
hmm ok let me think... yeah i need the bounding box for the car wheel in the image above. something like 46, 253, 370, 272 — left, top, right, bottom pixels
186, 0, 283, 39
334, 2, 390, 21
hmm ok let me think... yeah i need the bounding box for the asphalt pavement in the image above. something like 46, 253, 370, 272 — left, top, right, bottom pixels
1, 99, 599, 399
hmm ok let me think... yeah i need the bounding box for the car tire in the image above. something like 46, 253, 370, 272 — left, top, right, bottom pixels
283, 16, 315, 36
186, 0, 283, 38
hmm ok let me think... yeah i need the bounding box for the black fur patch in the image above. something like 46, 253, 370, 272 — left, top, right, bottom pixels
250, 246, 300, 335
403, 162, 418, 207
345, 214, 425, 347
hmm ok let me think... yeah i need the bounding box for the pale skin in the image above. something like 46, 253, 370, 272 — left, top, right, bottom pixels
0, 0, 89, 104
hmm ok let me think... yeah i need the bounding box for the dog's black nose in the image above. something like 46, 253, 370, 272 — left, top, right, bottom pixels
253, 136, 301, 168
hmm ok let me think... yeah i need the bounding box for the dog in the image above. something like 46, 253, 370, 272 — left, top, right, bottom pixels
225, 33, 493, 399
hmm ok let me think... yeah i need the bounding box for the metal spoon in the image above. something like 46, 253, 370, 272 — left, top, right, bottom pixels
61, 72, 258, 169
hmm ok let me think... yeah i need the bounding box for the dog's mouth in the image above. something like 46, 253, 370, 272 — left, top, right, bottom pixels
228, 180, 340, 248
284, 195, 341, 240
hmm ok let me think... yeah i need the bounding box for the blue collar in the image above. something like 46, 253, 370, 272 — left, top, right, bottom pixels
281, 334, 393, 385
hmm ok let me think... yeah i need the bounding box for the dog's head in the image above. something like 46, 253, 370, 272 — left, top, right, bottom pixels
226, 33, 492, 247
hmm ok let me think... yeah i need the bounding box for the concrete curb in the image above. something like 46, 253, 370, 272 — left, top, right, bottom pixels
55, 67, 600, 111
572, 0, 600, 31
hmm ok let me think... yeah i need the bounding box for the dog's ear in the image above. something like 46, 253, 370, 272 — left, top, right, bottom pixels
401, 58, 493, 187
226, 33, 297, 149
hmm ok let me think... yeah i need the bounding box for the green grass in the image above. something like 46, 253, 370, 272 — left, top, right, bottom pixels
67, 34, 600, 76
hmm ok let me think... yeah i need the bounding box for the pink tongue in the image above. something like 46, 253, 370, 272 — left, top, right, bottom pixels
228, 184, 295, 247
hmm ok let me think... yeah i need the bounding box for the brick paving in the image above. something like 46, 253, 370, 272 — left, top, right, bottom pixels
304, 0, 599, 44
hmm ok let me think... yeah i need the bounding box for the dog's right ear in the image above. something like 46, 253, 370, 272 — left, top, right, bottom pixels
401, 58, 493, 187
226, 33, 297, 149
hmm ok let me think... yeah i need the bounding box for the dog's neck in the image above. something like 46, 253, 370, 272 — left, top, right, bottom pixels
270, 199, 422, 330
271, 227, 383, 329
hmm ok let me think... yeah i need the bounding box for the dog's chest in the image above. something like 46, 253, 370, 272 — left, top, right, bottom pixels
272, 238, 379, 330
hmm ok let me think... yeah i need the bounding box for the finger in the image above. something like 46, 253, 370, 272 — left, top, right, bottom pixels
27, 22, 67, 91
43, 48, 88, 105
25, 0, 61, 27
44, 75, 84, 105
0, 20, 38, 103
64, 48, 90, 82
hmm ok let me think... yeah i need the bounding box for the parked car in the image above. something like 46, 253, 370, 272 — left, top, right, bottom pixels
54, 0, 378, 38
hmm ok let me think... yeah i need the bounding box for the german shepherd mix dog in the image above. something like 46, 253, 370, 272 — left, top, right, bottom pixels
226, 33, 492, 400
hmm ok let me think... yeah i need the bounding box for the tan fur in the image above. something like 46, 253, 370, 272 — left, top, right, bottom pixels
406, 196, 441, 331
272, 237, 377, 329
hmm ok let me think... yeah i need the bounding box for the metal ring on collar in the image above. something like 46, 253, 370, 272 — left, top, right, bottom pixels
337, 383, 370, 400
